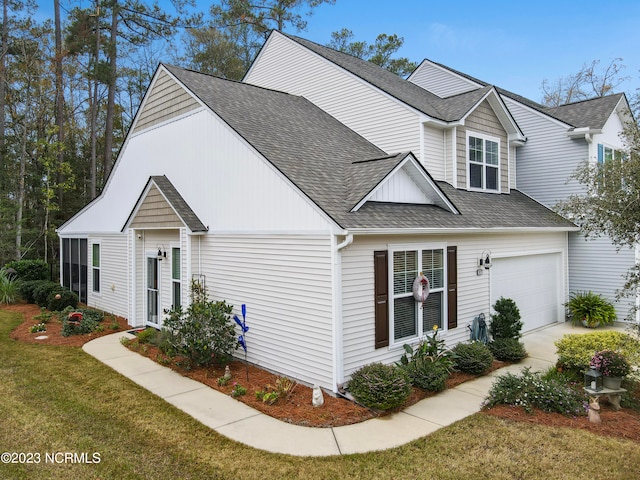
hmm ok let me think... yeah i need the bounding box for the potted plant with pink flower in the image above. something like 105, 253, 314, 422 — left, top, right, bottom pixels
589, 350, 630, 389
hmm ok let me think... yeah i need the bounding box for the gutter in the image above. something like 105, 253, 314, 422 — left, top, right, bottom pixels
331, 232, 352, 393
567, 127, 601, 142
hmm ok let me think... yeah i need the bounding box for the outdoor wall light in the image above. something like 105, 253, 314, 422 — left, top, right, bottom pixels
157, 245, 166, 261
478, 250, 492, 270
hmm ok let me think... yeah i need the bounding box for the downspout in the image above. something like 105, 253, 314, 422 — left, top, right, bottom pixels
332, 232, 352, 393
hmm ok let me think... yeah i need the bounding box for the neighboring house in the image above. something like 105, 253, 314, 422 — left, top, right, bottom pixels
407, 59, 638, 321
59, 57, 574, 392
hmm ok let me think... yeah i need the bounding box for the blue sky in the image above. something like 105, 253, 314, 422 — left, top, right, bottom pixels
299, 0, 640, 102
39, 0, 640, 103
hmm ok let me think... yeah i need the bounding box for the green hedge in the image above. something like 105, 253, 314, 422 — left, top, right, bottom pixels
555, 331, 640, 371
4, 259, 48, 281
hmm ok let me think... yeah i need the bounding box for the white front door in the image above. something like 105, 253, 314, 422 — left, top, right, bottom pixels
146, 256, 160, 327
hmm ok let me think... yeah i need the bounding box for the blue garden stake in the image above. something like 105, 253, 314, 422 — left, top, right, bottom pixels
234, 304, 249, 380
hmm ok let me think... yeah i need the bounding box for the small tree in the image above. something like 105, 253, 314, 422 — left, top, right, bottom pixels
490, 297, 523, 340
163, 280, 237, 366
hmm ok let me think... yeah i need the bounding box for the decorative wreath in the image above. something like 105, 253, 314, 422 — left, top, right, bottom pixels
412, 272, 430, 302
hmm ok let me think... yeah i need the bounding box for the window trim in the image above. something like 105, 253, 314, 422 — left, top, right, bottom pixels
388, 243, 447, 347
466, 132, 501, 193
91, 241, 101, 295
171, 245, 182, 310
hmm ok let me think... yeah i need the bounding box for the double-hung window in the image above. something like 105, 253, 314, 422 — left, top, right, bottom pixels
171, 247, 181, 310
391, 246, 445, 344
468, 133, 500, 192
91, 243, 100, 293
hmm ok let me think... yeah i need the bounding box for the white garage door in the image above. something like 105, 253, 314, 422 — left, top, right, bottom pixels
490, 253, 562, 333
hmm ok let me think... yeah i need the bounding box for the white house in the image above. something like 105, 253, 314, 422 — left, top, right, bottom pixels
59, 48, 575, 392
408, 59, 638, 321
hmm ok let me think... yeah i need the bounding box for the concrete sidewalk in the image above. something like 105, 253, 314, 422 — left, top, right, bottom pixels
82, 322, 623, 456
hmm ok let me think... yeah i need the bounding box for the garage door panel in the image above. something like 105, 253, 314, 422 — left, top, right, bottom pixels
491, 254, 561, 332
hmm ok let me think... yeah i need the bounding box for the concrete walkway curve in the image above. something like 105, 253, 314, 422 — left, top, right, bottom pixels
82, 322, 625, 457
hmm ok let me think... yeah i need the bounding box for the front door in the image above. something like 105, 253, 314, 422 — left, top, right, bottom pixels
146, 256, 160, 327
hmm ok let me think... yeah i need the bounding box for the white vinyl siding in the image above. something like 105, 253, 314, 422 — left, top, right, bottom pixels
505, 97, 636, 321
504, 97, 586, 206
569, 233, 636, 321
199, 234, 335, 390
408, 61, 482, 98
422, 125, 446, 180
60, 109, 333, 235
341, 232, 567, 379
245, 32, 421, 157
86, 234, 129, 318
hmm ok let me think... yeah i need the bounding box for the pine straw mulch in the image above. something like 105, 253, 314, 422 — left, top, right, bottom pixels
4, 302, 640, 440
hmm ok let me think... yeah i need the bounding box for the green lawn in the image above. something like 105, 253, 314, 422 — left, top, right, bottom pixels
1, 310, 639, 480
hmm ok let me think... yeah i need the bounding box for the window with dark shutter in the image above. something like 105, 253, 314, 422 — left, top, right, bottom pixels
374, 250, 389, 348
447, 246, 457, 329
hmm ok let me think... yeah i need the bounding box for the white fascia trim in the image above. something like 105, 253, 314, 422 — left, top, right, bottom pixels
351, 154, 458, 214
59, 231, 127, 238
348, 227, 579, 235
461, 88, 525, 142
206, 229, 339, 236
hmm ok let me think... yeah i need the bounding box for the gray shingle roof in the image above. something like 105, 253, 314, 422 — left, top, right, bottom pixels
163, 64, 573, 232
150, 175, 208, 232
282, 33, 493, 123
422, 59, 625, 129
123, 175, 208, 233
542, 94, 625, 129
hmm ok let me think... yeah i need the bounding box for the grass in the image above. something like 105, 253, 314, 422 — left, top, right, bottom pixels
1, 310, 639, 479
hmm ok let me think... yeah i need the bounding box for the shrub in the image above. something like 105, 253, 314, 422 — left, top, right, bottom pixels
399, 327, 454, 372
47, 288, 78, 311
17, 280, 47, 304
162, 281, 237, 367
489, 337, 527, 362
136, 327, 158, 344
0, 267, 19, 304
555, 331, 640, 372
452, 341, 494, 374
489, 297, 523, 340
566, 291, 616, 327
348, 363, 412, 410
33, 281, 63, 307
483, 367, 586, 416
403, 357, 449, 392
4, 259, 48, 281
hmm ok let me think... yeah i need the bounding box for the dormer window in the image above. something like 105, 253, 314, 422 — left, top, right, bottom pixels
468, 133, 500, 192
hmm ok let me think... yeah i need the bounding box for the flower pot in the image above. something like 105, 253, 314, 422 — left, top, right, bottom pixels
603, 376, 622, 389
581, 319, 600, 328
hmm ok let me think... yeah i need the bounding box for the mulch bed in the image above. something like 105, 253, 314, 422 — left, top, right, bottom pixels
4, 302, 640, 439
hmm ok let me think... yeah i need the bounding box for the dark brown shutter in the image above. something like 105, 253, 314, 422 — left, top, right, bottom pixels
374, 250, 389, 348
447, 246, 458, 329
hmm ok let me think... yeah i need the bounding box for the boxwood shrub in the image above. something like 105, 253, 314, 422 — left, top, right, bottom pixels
47, 288, 79, 311
33, 281, 63, 307
452, 341, 494, 374
348, 363, 412, 410
403, 357, 449, 392
489, 337, 527, 362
